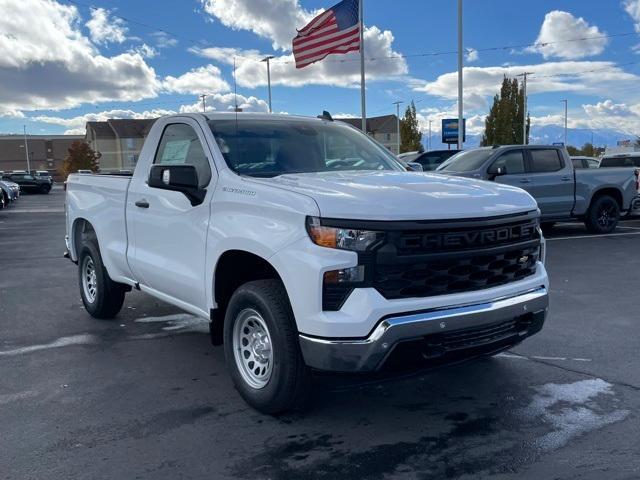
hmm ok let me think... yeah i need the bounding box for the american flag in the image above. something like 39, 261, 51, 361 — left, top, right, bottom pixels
293, 0, 360, 69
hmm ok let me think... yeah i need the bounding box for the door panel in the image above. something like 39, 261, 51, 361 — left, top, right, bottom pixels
489, 150, 533, 192
525, 149, 574, 217
126, 120, 215, 309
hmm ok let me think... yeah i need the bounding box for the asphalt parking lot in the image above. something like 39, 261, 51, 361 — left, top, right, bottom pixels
1, 189, 640, 480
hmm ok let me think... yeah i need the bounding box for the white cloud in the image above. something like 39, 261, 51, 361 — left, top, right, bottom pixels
528, 11, 607, 59
86, 7, 127, 44
0, 0, 159, 111
192, 26, 407, 89
179, 92, 268, 113
0, 108, 24, 118
150, 31, 178, 49
130, 43, 158, 59
465, 48, 479, 63
583, 99, 633, 117
623, 0, 640, 32
196, 0, 407, 87
163, 64, 230, 95
34, 109, 174, 134
414, 62, 639, 102
199, 0, 318, 51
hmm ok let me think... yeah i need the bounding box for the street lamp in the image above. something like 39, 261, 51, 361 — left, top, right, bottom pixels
392, 101, 403, 155
561, 99, 568, 146
261, 56, 274, 113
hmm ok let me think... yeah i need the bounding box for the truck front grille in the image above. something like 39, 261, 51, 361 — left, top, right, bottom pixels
374, 245, 539, 300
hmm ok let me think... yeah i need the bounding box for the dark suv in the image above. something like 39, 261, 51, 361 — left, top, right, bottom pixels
401, 149, 462, 171
2, 173, 51, 194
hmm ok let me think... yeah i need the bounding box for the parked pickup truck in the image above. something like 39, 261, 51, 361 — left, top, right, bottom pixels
65, 113, 549, 413
437, 145, 639, 233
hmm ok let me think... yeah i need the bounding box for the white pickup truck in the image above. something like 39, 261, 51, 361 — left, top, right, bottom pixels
65, 113, 549, 413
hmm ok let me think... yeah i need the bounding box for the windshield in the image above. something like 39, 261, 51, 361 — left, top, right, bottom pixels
600, 156, 640, 167
208, 119, 403, 177
438, 148, 494, 172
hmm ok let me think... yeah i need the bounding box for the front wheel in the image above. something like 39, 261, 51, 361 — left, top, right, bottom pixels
584, 195, 620, 234
40, 184, 51, 194
223, 279, 310, 414
78, 240, 126, 319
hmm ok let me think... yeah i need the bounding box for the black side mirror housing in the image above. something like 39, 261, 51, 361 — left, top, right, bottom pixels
148, 164, 206, 206
406, 162, 424, 172
488, 165, 507, 180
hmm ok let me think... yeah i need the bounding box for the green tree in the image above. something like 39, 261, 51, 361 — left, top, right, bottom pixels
566, 145, 580, 156
481, 76, 530, 146
62, 141, 99, 178
399, 101, 423, 153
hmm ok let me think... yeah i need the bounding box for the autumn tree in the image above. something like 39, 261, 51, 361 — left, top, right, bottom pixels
399, 101, 423, 153
481, 76, 530, 146
62, 141, 99, 178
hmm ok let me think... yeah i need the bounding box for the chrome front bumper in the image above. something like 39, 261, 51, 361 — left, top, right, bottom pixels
299, 286, 549, 372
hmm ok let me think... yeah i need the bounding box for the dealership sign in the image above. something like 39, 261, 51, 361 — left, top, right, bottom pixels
442, 118, 466, 144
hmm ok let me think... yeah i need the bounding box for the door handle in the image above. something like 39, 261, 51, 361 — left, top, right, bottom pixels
561, 176, 572, 182
519, 179, 531, 184
135, 199, 150, 208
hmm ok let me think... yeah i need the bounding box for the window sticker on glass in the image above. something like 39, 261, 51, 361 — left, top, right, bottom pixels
161, 139, 191, 164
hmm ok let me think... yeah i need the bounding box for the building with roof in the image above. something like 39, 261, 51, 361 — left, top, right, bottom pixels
85, 119, 157, 171
335, 114, 399, 154
0, 134, 84, 179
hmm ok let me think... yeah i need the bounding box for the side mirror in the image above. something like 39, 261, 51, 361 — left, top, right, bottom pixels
148, 164, 206, 206
406, 162, 424, 172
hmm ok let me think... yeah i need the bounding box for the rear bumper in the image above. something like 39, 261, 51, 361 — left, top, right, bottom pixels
299, 286, 548, 373
631, 195, 640, 211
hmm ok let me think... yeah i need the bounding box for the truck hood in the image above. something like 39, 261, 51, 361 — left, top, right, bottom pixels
256, 171, 537, 221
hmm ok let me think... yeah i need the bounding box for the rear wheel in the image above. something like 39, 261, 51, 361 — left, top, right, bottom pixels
223, 279, 310, 414
40, 184, 51, 194
78, 239, 126, 319
584, 195, 620, 234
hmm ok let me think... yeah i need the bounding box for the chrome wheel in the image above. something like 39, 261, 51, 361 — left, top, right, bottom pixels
597, 203, 617, 229
232, 308, 273, 389
81, 255, 98, 303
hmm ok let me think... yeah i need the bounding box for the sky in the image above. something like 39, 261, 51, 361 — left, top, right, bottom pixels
2, 0, 640, 145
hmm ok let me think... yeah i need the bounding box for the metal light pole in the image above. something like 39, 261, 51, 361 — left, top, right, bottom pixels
428, 120, 432, 151
359, 0, 366, 133
457, 0, 464, 150
23, 125, 31, 173
561, 99, 568, 145
517, 72, 533, 145
393, 101, 403, 155
200, 94, 207, 113
261, 56, 274, 113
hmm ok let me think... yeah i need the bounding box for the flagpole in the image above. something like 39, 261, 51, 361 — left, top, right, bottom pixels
359, 0, 366, 134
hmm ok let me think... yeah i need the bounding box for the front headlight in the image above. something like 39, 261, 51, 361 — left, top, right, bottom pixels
306, 216, 383, 252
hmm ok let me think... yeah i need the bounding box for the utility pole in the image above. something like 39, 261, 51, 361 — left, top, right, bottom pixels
516, 72, 533, 145
199, 94, 207, 113
23, 125, 31, 173
561, 99, 568, 145
428, 120, 432, 151
359, 0, 366, 133
261, 56, 274, 113
457, 0, 464, 150
393, 101, 403, 155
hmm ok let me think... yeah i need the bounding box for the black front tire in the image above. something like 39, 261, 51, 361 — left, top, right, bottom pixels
40, 184, 51, 194
78, 239, 126, 319
584, 195, 620, 234
541, 222, 556, 234
223, 279, 310, 414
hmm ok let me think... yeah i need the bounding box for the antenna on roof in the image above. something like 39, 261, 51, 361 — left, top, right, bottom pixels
317, 111, 333, 121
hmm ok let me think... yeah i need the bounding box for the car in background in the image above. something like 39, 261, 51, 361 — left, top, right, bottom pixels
77, 169, 93, 174
599, 153, 640, 168
34, 170, 54, 184
571, 156, 600, 169
397, 151, 420, 159
401, 149, 462, 171
0, 180, 19, 206
437, 145, 638, 233
2, 172, 51, 194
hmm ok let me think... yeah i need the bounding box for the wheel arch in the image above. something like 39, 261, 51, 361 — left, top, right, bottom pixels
71, 218, 98, 259
589, 187, 623, 210
210, 249, 291, 345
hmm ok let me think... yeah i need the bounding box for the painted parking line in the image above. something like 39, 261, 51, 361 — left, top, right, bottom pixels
547, 231, 640, 241
497, 352, 592, 362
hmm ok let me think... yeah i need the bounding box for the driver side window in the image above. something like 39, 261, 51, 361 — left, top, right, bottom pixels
488, 150, 525, 174
154, 123, 212, 188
